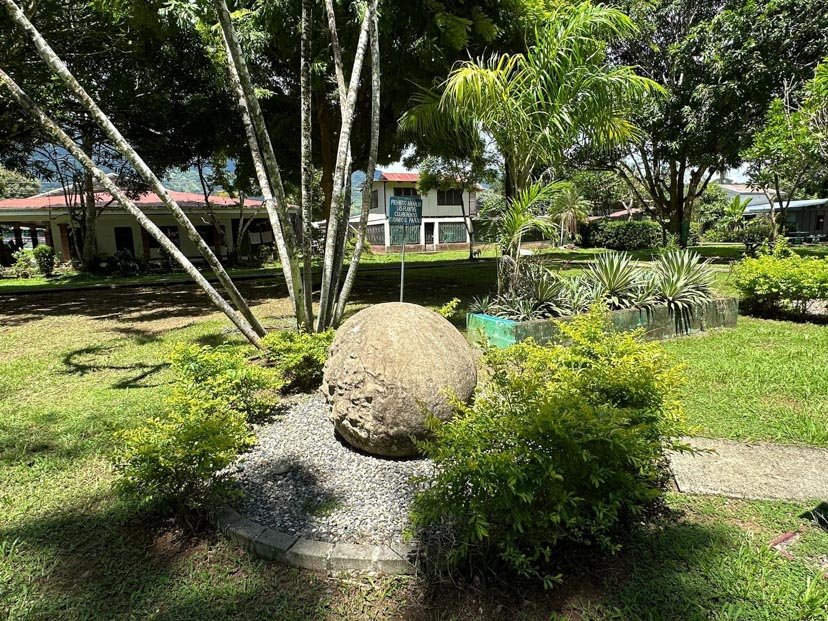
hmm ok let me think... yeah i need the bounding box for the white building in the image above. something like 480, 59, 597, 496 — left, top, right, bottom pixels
0, 184, 271, 265
354, 171, 477, 251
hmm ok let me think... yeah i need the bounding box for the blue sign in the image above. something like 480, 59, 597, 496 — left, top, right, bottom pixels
388, 196, 422, 226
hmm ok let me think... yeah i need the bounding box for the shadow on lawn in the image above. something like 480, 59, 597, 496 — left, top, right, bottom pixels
405, 524, 735, 620
61, 344, 169, 389
0, 496, 336, 621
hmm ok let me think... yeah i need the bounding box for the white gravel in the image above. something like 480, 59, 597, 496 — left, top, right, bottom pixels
228, 394, 434, 544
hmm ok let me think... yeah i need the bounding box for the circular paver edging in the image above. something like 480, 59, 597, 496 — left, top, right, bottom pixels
211, 506, 418, 575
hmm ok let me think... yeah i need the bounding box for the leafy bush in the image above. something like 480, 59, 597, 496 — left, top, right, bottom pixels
169, 344, 275, 417
8, 246, 55, 278
437, 298, 461, 319
31, 245, 55, 276
261, 329, 335, 393
584, 219, 663, 251
114, 344, 267, 514
9, 249, 35, 278
413, 309, 689, 584
114, 387, 255, 512
734, 246, 828, 315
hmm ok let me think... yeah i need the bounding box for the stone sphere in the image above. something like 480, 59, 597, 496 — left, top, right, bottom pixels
322, 302, 477, 457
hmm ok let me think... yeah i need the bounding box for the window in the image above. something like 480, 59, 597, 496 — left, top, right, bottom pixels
366, 224, 385, 245
389, 225, 420, 245
393, 187, 418, 197
439, 222, 467, 243
817, 215, 825, 231
196, 225, 218, 247
114, 227, 135, 256
371, 190, 379, 211
437, 188, 463, 206
148, 225, 180, 249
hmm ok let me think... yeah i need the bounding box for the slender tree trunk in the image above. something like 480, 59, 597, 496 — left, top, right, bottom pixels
1, 0, 266, 337
81, 168, 97, 270
212, 0, 306, 329
332, 0, 381, 327
0, 68, 262, 347
316, 2, 372, 330
299, 0, 314, 329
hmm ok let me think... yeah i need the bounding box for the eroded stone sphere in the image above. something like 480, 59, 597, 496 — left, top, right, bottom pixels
321, 302, 477, 457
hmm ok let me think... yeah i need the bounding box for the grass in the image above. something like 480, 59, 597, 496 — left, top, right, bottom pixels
2, 266, 828, 618
663, 317, 828, 446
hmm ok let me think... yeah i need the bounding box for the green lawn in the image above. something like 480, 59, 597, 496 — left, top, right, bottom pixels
2, 274, 828, 619
663, 317, 828, 446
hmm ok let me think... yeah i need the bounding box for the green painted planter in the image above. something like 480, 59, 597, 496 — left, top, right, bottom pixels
467, 297, 739, 348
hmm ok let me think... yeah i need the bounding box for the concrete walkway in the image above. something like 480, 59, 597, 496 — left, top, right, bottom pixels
670, 437, 828, 502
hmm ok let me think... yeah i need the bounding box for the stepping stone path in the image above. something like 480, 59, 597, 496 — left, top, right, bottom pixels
670, 437, 828, 502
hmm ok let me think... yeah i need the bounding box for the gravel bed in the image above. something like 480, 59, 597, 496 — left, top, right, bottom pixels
228, 394, 434, 545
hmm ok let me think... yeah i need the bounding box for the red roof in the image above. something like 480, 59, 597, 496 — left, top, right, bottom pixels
379, 172, 419, 182
0, 190, 261, 211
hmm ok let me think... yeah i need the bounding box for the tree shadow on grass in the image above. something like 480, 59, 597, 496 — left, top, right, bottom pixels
0, 495, 335, 621
402, 517, 801, 620
61, 344, 169, 389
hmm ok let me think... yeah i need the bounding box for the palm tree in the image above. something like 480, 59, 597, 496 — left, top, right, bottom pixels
721, 196, 750, 233
487, 182, 559, 292
440, 2, 661, 194
550, 183, 591, 246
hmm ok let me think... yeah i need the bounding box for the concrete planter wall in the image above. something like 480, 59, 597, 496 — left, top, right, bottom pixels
467, 297, 739, 348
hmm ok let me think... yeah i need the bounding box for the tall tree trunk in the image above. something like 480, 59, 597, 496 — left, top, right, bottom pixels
1, 0, 266, 338
0, 68, 262, 347
81, 167, 97, 271
212, 0, 306, 329
299, 0, 314, 329
316, 1, 372, 330
332, 0, 381, 327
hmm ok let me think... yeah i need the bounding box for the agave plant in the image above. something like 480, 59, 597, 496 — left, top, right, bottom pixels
650, 250, 714, 332
469, 295, 494, 315
587, 252, 642, 310
557, 275, 603, 315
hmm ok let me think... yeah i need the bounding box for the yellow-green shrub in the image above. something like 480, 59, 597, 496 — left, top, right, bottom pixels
114, 387, 254, 511
261, 329, 334, 393
413, 308, 689, 585
734, 250, 828, 315
114, 344, 269, 514
169, 344, 276, 416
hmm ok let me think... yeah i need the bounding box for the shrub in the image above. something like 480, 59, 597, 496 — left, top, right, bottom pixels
437, 298, 461, 319
733, 248, 828, 315
9, 249, 35, 278
261, 329, 335, 393
114, 387, 254, 512
169, 344, 275, 416
31, 245, 55, 276
413, 309, 688, 585
584, 219, 662, 251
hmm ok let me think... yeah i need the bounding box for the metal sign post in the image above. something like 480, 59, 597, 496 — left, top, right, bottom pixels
388, 196, 423, 304
400, 224, 406, 302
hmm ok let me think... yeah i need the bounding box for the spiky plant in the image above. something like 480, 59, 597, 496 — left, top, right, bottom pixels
587, 251, 642, 309
650, 250, 714, 332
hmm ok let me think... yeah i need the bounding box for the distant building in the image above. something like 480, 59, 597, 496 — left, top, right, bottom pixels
353, 170, 477, 251
0, 182, 271, 264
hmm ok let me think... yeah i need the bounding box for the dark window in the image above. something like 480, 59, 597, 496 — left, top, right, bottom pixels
196, 225, 217, 247
114, 227, 135, 256
817, 215, 825, 231
148, 225, 179, 249
393, 187, 418, 197
437, 188, 463, 206
371, 190, 379, 210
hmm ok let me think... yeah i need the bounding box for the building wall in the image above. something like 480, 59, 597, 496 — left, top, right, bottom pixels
370, 181, 476, 219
